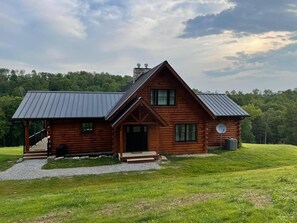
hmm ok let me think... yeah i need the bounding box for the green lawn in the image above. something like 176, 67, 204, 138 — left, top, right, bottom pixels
43, 157, 121, 169
0, 146, 22, 171
0, 144, 297, 222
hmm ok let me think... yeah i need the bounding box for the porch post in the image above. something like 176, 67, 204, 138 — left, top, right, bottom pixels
44, 120, 47, 137
24, 120, 30, 153
156, 123, 160, 152
120, 125, 124, 157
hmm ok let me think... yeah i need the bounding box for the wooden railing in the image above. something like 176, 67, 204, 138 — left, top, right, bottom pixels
29, 129, 46, 146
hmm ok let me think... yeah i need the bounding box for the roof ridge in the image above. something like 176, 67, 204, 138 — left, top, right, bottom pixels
27, 91, 124, 94
197, 93, 226, 95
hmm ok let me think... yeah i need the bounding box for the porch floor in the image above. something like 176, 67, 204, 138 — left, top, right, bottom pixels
29, 137, 48, 152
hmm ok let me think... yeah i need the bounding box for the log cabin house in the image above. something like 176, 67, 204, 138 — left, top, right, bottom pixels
12, 61, 249, 161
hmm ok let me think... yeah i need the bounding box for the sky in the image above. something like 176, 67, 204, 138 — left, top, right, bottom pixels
1, 0, 297, 93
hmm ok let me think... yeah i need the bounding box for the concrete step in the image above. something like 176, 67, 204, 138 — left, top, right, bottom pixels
24, 152, 47, 156
119, 151, 160, 162
28, 150, 47, 153
24, 152, 48, 160
126, 157, 155, 163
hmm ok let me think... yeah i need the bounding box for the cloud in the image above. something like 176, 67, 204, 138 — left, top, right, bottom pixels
21, 0, 88, 39
205, 42, 297, 78
181, 0, 297, 38
0, 0, 296, 93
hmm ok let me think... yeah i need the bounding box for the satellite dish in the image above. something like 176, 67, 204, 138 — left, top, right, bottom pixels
216, 124, 227, 134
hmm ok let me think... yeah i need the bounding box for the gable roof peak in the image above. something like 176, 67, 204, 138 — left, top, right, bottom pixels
106, 61, 167, 120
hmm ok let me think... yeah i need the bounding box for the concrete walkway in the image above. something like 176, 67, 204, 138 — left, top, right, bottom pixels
0, 159, 160, 181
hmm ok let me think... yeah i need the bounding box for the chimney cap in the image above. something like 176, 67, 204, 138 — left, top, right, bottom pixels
137, 63, 141, 68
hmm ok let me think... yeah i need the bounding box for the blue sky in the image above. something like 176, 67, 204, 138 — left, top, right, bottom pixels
0, 0, 297, 92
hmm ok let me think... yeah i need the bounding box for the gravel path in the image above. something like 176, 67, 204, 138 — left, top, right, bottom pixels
0, 159, 160, 180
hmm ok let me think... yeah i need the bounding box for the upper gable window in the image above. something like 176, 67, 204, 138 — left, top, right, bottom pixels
150, 89, 176, 106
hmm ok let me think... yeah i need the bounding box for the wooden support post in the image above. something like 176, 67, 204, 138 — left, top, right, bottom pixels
156, 123, 160, 153
44, 120, 47, 137
24, 120, 30, 153
120, 125, 123, 158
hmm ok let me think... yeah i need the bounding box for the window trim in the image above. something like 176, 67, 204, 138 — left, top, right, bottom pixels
81, 122, 94, 133
150, 89, 176, 106
175, 123, 197, 142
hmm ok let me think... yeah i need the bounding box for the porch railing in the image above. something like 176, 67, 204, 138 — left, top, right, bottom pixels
29, 129, 46, 147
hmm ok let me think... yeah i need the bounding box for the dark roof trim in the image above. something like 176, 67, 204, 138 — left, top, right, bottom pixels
106, 61, 166, 120
111, 97, 168, 128
107, 61, 216, 120
162, 62, 217, 119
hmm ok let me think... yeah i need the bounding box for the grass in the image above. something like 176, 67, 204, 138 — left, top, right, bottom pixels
43, 157, 121, 169
0, 146, 22, 171
0, 143, 297, 222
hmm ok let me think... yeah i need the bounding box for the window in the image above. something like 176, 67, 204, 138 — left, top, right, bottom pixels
126, 125, 147, 133
151, 89, 175, 106
81, 122, 93, 133
175, 124, 197, 142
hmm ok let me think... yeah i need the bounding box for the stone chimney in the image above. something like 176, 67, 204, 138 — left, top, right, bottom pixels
133, 63, 150, 83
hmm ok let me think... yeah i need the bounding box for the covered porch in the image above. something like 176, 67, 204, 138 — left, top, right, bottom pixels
23, 120, 50, 159
111, 97, 167, 160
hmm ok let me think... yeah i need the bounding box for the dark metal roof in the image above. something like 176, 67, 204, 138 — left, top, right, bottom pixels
196, 93, 249, 117
12, 91, 124, 120
106, 61, 165, 120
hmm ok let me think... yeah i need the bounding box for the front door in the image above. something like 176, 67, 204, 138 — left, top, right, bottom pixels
126, 125, 148, 152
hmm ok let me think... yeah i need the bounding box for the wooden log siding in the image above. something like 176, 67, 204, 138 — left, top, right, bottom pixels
207, 118, 241, 146
126, 67, 211, 154
50, 119, 112, 155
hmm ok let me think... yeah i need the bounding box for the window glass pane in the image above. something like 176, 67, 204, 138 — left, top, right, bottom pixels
175, 124, 185, 141
133, 126, 141, 133
150, 90, 155, 105
158, 90, 168, 105
169, 90, 175, 105
186, 124, 196, 141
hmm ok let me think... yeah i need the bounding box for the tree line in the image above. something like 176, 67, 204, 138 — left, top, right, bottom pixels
0, 68, 296, 146
227, 89, 297, 146
0, 68, 133, 146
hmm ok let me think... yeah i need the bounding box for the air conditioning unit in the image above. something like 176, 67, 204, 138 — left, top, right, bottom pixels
225, 138, 238, 151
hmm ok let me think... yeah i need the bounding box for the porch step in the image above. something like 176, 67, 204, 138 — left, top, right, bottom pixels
119, 151, 160, 162
23, 152, 47, 160
24, 156, 48, 160
126, 157, 155, 163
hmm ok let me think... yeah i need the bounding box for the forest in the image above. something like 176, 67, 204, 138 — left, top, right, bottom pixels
0, 68, 296, 147
0, 68, 133, 146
